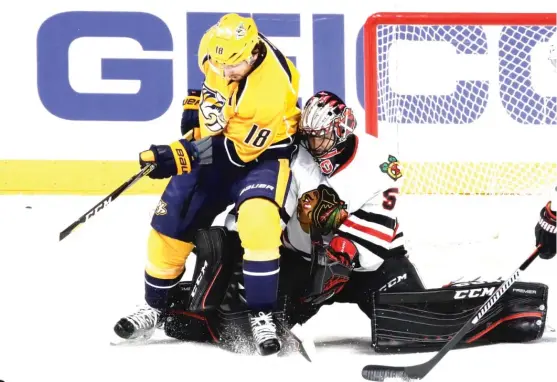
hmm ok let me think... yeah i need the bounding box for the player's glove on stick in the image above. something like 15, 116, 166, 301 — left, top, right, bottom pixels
303, 235, 358, 305
181, 89, 201, 140
139, 136, 215, 179
535, 201, 556, 259
139, 139, 199, 179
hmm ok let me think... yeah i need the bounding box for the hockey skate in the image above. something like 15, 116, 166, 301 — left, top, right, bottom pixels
112, 304, 163, 343
249, 311, 281, 356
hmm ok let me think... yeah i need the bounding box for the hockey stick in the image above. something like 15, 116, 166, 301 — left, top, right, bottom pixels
59, 130, 195, 241
275, 319, 316, 362
362, 245, 542, 381
58, 163, 156, 241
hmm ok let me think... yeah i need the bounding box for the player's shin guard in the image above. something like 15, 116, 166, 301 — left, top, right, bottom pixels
372, 280, 548, 353
237, 198, 282, 311
237, 198, 282, 355
144, 229, 194, 309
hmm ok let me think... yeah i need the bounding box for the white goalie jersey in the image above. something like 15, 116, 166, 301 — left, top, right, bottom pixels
282, 134, 407, 271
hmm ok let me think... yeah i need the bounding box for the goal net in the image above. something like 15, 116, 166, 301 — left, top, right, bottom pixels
363, 12, 557, 285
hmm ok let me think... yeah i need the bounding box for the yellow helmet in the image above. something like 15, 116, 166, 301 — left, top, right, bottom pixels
206, 14, 259, 68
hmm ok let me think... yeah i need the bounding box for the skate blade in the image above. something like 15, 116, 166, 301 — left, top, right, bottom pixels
109, 329, 155, 346
290, 324, 317, 362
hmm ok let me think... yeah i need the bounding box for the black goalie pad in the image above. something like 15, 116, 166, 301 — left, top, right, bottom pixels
372, 280, 549, 353
187, 227, 242, 311
164, 302, 295, 355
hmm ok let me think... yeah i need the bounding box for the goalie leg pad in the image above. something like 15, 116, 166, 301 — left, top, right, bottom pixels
187, 227, 241, 311
164, 282, 220, 343
372, 280, 548, 353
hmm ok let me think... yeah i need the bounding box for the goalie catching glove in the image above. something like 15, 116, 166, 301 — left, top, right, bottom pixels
303, 235, 358, 305
535, 201, 556, 259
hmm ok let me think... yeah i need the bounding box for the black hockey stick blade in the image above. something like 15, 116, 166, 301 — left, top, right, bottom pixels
59, 164, 156, 241
362, 246, 541, 381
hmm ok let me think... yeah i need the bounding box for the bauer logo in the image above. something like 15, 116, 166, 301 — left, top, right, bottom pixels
36, 11, 556, 124
239, 183, 275, 196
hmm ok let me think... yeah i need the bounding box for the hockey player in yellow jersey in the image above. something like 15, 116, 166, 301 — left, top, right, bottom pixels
195, 14, 299, 162
113, 13, 300, 355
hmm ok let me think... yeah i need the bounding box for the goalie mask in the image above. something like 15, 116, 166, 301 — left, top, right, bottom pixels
299, 91, 357, 175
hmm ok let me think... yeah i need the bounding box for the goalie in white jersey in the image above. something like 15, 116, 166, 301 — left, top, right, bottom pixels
284, 91, 409, 269
276, 90, 426, 322
156, 91, 551, 354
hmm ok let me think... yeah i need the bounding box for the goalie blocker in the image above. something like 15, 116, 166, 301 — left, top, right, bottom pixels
372, 279, 548, 353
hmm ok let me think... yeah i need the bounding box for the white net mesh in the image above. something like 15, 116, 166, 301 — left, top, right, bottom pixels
367, 15, 557, 285
373, 20, 557, 196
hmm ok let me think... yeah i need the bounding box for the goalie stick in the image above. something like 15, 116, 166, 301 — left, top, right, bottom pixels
59, 130, 195, 241
362, 245, 542, 381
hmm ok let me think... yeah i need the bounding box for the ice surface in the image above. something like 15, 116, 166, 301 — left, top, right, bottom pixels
0, 194, 554, 382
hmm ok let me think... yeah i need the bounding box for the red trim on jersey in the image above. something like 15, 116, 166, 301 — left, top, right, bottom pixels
392, 220, 399, 239
465, 312, 543, 344
343, 218, 393, 242
332, 135, 359, 176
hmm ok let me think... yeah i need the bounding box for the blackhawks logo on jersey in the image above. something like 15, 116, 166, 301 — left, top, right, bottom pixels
380, 155, 402, 181
297, 184, 348, 235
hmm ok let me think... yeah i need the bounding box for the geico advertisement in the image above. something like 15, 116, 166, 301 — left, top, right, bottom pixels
36, 11, 556, 125
0, 0, 556, 194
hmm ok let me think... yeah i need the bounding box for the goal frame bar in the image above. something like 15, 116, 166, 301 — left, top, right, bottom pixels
363, 12, 557, 137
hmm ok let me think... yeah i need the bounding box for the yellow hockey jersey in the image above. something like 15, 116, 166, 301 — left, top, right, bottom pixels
197, 32, 300, 163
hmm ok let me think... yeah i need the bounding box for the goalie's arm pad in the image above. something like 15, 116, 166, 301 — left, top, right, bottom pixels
187, 227, 242, 311
372, 280, 548, 353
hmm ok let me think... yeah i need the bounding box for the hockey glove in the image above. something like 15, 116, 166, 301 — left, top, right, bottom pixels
139, 139, 199, 179
181, 89, 201, 140
303, 235, 358, 305
535, 201, 556, 259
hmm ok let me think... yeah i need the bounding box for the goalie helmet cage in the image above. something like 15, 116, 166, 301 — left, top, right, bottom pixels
363, 12, 557, 196
362, 12, 557, 280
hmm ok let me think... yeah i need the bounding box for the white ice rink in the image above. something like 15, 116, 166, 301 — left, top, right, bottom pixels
0, 194, 555, 382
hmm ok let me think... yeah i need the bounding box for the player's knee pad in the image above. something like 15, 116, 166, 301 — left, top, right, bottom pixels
237, 198, 282, 257
372, 280, 548, 353
146, 228, 194, 280
187, 227, 242, 311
